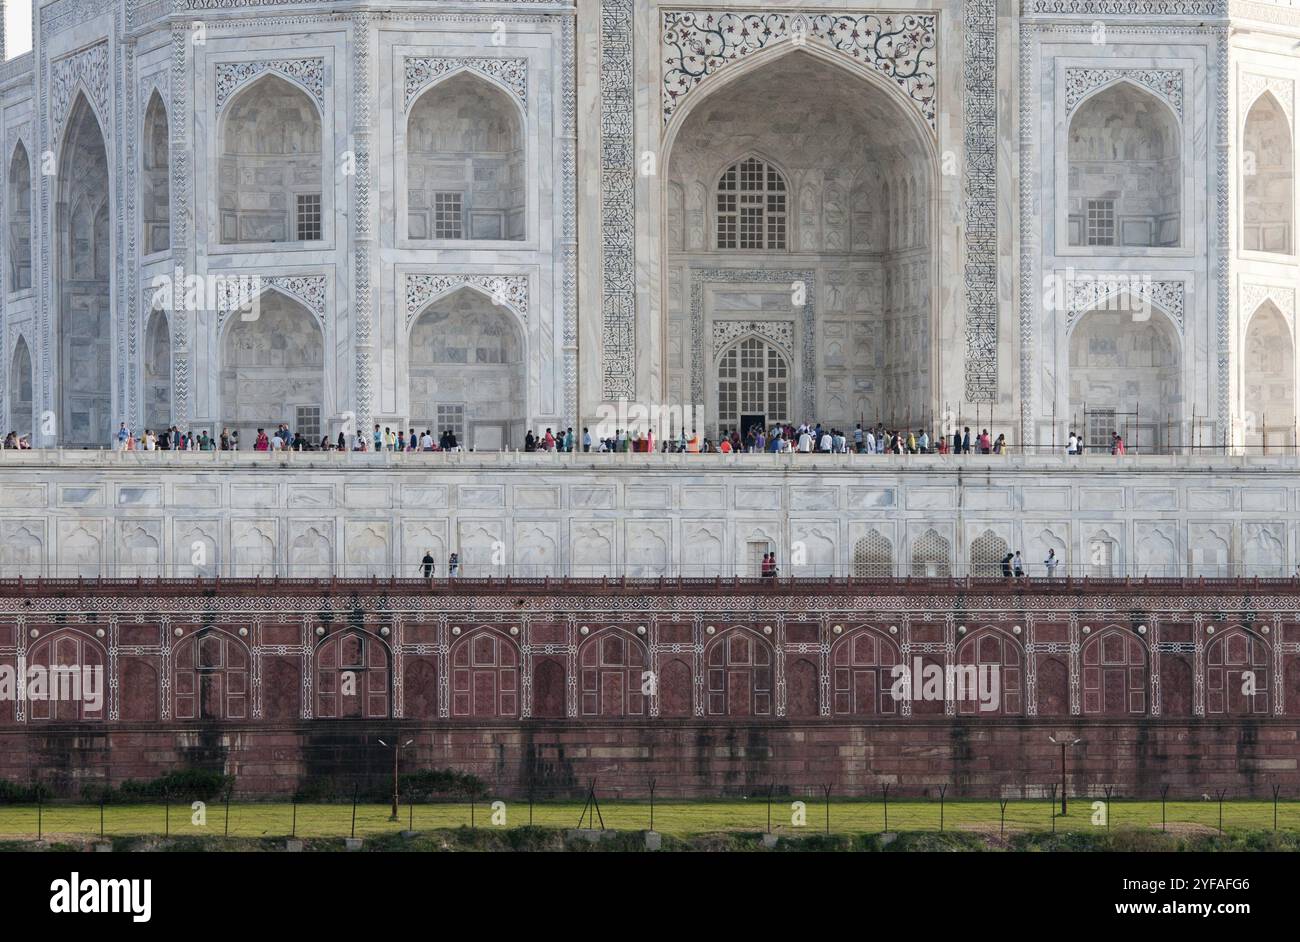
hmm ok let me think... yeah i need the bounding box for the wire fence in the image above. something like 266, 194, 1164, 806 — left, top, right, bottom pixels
3, 783, 1298, 841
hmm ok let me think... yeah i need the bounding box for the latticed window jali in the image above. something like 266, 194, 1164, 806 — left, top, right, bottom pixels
717, 157, 787, 250
717, 336, 788, 430
911, 529, 951, 578
970, 530, 1009, 578
853, 531, 893, 578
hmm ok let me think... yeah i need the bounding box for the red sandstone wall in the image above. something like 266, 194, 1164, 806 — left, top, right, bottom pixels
2, 720, 1296, 799
2, 579, 1297, 797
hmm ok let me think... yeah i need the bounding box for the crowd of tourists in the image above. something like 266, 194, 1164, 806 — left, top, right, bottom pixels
0, 425, 1142, 456
1, 419, 1020, 455
522, 422, 1009, 455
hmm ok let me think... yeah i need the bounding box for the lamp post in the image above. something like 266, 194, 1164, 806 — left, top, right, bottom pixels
1048, 736, 1083, 815
378, 737, 414, 821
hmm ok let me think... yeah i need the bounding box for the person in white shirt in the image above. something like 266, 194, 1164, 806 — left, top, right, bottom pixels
798, 430, 813, 453
1067, 432, 1078, 455
819, 431, 832, 452
420, 431, 434, 450
865, 430, 876, 454
1044, 548, 1059, 579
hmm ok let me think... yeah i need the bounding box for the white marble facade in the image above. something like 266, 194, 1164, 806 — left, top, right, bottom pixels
0, 450, 1298, 578
0, 0, 1296, 449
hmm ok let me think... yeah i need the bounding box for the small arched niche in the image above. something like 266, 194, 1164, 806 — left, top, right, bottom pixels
142, 91, 170, 254
8, 141, 31, 291
1242, 92, 1293, 255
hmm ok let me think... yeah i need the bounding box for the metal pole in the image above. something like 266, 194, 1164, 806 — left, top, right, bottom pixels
1061, 742, 1067, 815
390, 740, 400, 821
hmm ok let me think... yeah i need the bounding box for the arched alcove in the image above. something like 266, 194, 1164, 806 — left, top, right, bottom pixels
1068, 83, 1181, 247
406, 72, 525, 241
715, 334, 789, 437
218, 74, 323, 244
220, 289, 323, 444
1242, 92, 1293, 255
1243, 300, 1294, 450
1069, 300, 1182, 451
144, 308, 171, 432
9, 336, 32, 438
142, 91, 170, 253
8, 141, 31, 291
57, 94, 112, 446
665, 49, 936, 435
408, 286, 525, 450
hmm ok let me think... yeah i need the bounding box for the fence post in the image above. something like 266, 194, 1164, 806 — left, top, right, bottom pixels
1273, 783, 1281, 832
1160, 785, 1168, 832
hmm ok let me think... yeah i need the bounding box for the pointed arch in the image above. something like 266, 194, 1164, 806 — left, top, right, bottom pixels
1080, 626, 1147, 716
220, 288, 324, 445
830, 625, 901, 716
407, 284, 526, 450
405, 70, 525, 241
578, 626, 648, 717
7, 140, 31, 291
1069, 298, 1183, 451
57, 92, 112, 446
911, 528, 951, 577
955, 626, 1023, 716
703, 625, 775, 716
713, 154, 789, 250
26, 628, 106, 722
314, 627, 391, 719
9, 334, 33, 438
1243, 299, 1294, 450
144, 307, 172, 432
852, 529, 893, 578
171, 626, 250, 721
1242, 90, 1293, 255
142, 89, 170, 254
661, 39, 939, 166
449, 626, 520, 718
1205, 625, 1270, 715
664, 44, 938, 436
969, 529, 1009, 578
218, 73, 323, 245
1068, 80, 1181, 247
715, 333, 790, 435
